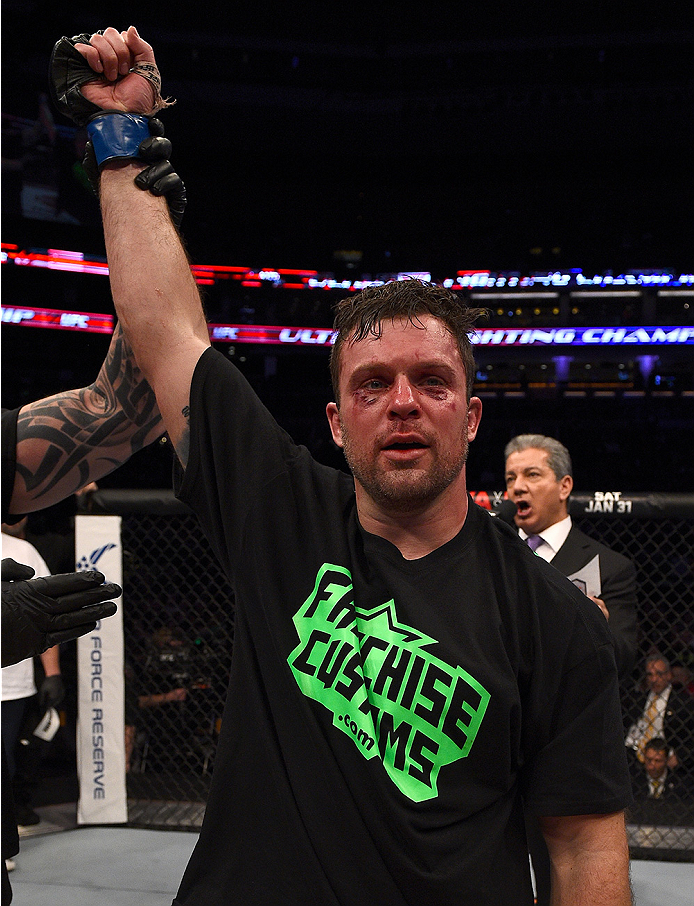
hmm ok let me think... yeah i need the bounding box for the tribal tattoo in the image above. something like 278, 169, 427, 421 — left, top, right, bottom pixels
12, 324, 164, 511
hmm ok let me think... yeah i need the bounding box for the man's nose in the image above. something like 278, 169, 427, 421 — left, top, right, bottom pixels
509, 476, 526, 496
388, 376, 419, 418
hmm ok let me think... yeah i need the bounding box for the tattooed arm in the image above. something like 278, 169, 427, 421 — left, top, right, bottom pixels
7, 323, 164, 516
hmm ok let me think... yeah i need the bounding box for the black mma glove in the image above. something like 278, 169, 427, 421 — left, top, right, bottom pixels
39, 675, 66, 712
1, 558, 120, 667
49, 32, 111, 127
50, 33, 185, 229
50, 31, 173, 125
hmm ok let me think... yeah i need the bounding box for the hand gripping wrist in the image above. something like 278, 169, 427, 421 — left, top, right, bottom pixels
86, 112, 151, 167
50, 33, 175, 127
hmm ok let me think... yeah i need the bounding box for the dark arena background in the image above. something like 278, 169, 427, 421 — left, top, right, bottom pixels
2, 1, 694, 898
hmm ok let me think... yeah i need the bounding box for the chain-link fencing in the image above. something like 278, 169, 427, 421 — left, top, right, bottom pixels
116, 499, 234, 829
88, 490, 694, 859
568, 493, 694, 861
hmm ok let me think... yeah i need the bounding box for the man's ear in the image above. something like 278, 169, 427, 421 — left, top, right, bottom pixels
559, 474, 573, 501
467, 396, 483, 442
326, 402, 344, 448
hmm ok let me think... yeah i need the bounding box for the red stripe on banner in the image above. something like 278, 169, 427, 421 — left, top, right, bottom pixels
1, 305, 114, 334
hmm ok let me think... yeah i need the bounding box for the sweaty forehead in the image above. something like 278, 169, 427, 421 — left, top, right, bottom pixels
336, 316, 467, 401
344, 316, 458, 363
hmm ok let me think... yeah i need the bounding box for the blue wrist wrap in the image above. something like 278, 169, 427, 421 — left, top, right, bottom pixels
86, 113, 150, 167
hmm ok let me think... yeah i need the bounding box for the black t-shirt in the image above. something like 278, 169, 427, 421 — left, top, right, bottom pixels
173, 348, 631, 906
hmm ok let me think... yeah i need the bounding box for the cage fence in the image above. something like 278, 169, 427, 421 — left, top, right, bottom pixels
568, 496, 694, 860
93, 490, 694, 858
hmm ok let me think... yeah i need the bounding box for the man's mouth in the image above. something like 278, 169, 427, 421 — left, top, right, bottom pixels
383, 441, 428, 451
380, 436, 430, 462
515, 500, 531, 515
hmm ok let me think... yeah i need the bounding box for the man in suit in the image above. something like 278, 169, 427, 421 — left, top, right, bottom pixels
632, 737, 678, 800
629, 736, 693, 827
625, 655, 694, 778
503, 434, 637, 681
504, 433, 638, 906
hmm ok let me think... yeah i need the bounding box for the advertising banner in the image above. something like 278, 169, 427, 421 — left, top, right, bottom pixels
75, 515, 126, 825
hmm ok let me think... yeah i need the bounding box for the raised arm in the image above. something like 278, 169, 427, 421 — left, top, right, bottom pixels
73, 27, 211, 463
7, 34, 200, 515
9, 323, 163, 515
99, 161, 209, 463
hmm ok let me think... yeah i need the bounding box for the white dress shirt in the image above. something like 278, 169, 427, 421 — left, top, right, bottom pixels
625, 686, 672, 751
1, 533, 51, 701
519, 515, 572, 563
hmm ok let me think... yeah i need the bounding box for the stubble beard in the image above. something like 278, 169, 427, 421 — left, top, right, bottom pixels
339, 419, 469, 514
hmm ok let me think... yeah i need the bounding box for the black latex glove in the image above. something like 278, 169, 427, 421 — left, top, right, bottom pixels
1, 559, 120, 667
135, 132, 187, 231
39, 675, 65, 711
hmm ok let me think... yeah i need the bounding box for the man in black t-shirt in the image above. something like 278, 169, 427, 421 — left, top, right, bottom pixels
75, 26, 634, 906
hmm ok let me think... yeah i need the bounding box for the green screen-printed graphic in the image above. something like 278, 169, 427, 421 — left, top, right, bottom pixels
288, 563, 490, 802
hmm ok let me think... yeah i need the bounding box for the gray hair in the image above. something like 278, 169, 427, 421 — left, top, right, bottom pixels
646, 654, 671, 670
504, 434, 573, 480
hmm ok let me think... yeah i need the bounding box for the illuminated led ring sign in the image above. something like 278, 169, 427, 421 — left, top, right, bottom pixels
3, 306, 693, 349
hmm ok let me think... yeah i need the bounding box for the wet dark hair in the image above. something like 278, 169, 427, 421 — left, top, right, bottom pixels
329, 279, 487, 404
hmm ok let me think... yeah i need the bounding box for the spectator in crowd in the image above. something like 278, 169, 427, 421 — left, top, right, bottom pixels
131, 626, 192, 765
671, 663, 694, 698
625, 655, 694, 779
633, 738, 678, 801
629, 736, 694, 828
504, 433, 637, 681
124, 627, 193, 773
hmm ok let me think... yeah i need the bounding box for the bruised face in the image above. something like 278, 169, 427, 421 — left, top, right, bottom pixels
326, 316, 482, 514
504, 447, 572, 534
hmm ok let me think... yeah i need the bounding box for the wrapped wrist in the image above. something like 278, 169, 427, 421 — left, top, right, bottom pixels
86, 112, 151, 168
